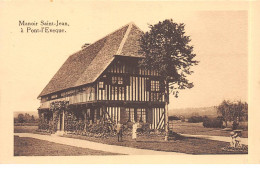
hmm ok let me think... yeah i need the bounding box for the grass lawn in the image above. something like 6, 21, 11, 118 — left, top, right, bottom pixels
14, 135, 120, 156
64, 133, 248, 154
14, 125, 248, 155
14, 123, 38, 126
14, 125, 38, 133
172, 122, 248, 138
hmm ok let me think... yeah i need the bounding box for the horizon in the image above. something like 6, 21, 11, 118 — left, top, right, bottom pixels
12, 105, 221, 118
13, 105, 216, 118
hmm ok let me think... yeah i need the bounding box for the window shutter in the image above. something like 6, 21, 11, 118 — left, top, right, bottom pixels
146, 108, 153, 124
120, 107, 128, 124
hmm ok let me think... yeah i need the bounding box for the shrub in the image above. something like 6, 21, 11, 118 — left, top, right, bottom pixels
65, 120, 85, 132
203, 117, 223, 128
237, 121, 248, 130
232, 121, 239, 130
169, 116, 181, 121
38, 121, 49, 130
18, 114, 25, 123
136, 128, 144, 133
188, 116, 204, 123
87, 123, 113, 134
168, 131, 185, 140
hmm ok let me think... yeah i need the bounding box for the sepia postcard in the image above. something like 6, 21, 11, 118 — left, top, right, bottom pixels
0, 0, 260, 164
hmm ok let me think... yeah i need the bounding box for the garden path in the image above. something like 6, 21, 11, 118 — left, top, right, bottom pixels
15, 133, 186, 155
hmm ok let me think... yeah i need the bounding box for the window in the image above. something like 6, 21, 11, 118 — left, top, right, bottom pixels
151, 80, 160, 92
41, 97, 48, 102
112, 77, 117, 84
126, 108, 146, 123
137, 108, 146, 123
79, 93, 83, 102
130, 108, 135, 122
111, 76, 123, 85
51, 94, 58, 99
61, 92, 66, 97
99, 81, 104, 89
118, 77, 123, 85
126, 108, 135, 122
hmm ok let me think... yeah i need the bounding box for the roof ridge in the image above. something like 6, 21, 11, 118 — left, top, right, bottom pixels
131, 22, 144, 33
39, 22, 143, 97
57, 22, 141, 62
67, 23, 132, 89
73, 23, 132, 88
116, 22, 133, 55
82, 22, 133, 52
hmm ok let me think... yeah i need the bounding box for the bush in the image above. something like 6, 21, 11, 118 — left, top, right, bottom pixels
232, 121, 239, 130
38, 122, 49, 130
87, 123, 113, 134
188, 116, 204, 123
168, 131, 185, 140
169, 116, 181, 121
122, 122, 152, 135
136, 128, 144, 133
203, 117, 223, 128
65, 120, 85, 132
237, 121, 248, 130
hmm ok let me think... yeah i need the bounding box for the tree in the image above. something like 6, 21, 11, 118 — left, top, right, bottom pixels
24, 113, 31, 122
17, 114, 25, 123
31, 115, 35, 122
138, 19, 199, 138
217, 100, 232, 127
217, 100, 248, 128
232, 101, 248, 122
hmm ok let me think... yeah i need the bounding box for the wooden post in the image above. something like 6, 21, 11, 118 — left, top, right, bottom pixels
62, 110, 65, 131
57, 111, 60, 131
52, 111, 54, 131
164, 80, 169, 141
84, 109, 87, 131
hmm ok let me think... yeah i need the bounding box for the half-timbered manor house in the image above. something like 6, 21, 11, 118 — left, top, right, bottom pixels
38, 23, 167, 133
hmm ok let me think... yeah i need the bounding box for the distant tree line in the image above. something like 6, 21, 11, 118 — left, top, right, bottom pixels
185, 100, 248, 129
217, 100, 248, 129
14, 113, 38, 123
168, 116, 181, 121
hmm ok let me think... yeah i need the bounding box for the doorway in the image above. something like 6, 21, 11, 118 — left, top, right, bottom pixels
57, 111, 64, 131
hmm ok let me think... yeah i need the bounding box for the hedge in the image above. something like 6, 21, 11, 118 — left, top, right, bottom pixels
203, 117, 223, 128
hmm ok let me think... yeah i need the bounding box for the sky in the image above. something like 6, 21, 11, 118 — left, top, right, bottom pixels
0, 1, 248, 113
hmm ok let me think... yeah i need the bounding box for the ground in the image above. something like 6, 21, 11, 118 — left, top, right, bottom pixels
64, 133, 247, 154
14, 125, 38, 133
171, 122, 248, 138
14, 122, 248, 155
14, 135, 119, 156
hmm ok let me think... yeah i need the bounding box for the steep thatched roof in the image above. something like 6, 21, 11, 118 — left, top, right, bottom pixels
38, 22, 143, 97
